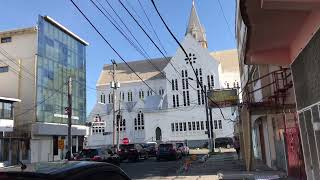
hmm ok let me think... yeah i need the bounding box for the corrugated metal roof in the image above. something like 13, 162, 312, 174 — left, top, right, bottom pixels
97, 57, 171, 86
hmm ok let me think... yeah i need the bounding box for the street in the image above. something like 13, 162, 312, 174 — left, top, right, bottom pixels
121, 157, 185, 179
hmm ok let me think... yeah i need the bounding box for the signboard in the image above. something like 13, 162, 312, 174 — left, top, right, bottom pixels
122, 137, 129, 145
207, 89, 238, 108
58, 140, 64, 149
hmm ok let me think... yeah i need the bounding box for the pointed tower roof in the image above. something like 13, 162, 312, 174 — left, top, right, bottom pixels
185, 0, 208, 48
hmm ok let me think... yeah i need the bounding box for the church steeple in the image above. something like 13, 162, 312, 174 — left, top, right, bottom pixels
185, 0, 208, 48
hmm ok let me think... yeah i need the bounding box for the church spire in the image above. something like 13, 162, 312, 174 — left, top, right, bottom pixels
185, 0, 208, 48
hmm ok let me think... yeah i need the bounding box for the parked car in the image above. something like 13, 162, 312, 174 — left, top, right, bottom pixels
0, 161, 130, 180
175, 142, 189, 156
74, 148, 120, 166
118, 144, 148, 161
215, 137, 234, 148
142, 142, 157, 157
157, 143, 182, 160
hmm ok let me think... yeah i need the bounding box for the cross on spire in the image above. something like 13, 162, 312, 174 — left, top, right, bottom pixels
185, 0, 208, 48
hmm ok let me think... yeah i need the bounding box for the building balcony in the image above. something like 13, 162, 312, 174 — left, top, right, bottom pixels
236, 0, 320, 66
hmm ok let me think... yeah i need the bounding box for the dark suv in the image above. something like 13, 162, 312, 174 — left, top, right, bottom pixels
215, 137, 234, 148
118, 144, 148, 161
156, 143, 182, 160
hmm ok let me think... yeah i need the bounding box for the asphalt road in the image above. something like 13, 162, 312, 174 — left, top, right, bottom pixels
120, 157, 185, 179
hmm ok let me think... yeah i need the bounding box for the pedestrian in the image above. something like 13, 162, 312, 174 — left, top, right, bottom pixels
233, 136, 240, 160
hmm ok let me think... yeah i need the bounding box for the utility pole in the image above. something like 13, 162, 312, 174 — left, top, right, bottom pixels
204, 85, 212, 151
67, 76, 72, 160
117, 97, 121, 151
111, 60, 120, 148
111, 60, 117, 148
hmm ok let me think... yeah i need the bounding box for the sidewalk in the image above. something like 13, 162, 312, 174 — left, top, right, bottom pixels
173, 152, 287, 180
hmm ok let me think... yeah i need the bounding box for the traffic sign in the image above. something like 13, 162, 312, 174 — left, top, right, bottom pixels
122, 137, 129, 144
58, 140, 64, 149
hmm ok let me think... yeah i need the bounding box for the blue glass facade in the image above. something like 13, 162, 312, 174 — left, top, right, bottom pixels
36, 16, 86, 125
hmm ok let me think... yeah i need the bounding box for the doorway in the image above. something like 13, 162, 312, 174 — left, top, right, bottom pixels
155, 127, 162, 141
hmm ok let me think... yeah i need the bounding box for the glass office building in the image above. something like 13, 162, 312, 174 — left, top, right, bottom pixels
36, 16, 86, 125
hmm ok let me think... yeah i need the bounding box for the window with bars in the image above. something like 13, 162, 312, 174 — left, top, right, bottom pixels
128, 91, 133, 102
186, 79, 189, 89
139, 90, 144, 99
175, 79, 178, 90
205, 121, 208, 130
100, 93, 105, 104
200, 77, 203, 87
192, 122, 196, 130
183, 91, 186, 106
171, 123, 174, 132
186, 91, 190, 106
195, 69, 198, 76
159, 89, 164, 95
179, 122, 183, 131
218, 120, 222, 129
199, 68, 202, 76
176, 95, 179, 107
117, 118, 126, 131
207, 75, 211, 88
196, 121, 200, 130
183, 122, 187, 131
200, 121, 204, 130
182, 79, 185, 89
211, 75, 214, 87
173, 95, 176, 107
214, 120, 218, 129
188, 122, 192, 131
185, 70, 188, 77
175, 123, 179, 131
172, 79, 175, 90
197, 90, 201, 105
201, 90, 205, 105
134, 112, 144, 130
182, 70, 184, 77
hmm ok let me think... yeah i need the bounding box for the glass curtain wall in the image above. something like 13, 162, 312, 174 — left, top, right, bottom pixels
36, 16, 86, 125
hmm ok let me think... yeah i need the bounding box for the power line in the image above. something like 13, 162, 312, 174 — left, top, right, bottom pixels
69, 0, 157, 95
0, 47, 36, 80
90, 0, 175, 90
15, 81, 68, 118
150, 0, 232, 122
117, 0, 190, 86
137, 0, 168, 55
215, 0, 234, 40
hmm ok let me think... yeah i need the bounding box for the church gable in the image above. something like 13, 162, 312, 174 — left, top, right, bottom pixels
163, 34, 220, 88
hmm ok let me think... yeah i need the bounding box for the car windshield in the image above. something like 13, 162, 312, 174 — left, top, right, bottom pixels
78, 149, 98, 158
159, 144, 173, 151
176, 143, 183, 147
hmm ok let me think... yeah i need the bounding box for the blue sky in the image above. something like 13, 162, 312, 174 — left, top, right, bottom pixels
0, 0, 236, 115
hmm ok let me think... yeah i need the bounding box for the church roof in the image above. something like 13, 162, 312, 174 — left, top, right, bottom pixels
185, 0, 207, 46
97, 57, 171, 86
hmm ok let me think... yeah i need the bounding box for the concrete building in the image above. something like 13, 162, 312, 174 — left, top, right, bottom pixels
87, 2, 240, 148
0, 15, 88, 164
236, 0, 320, 179
0, 96, 21, 167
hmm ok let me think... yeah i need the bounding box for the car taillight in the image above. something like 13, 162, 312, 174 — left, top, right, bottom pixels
92, 155, 102, 161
